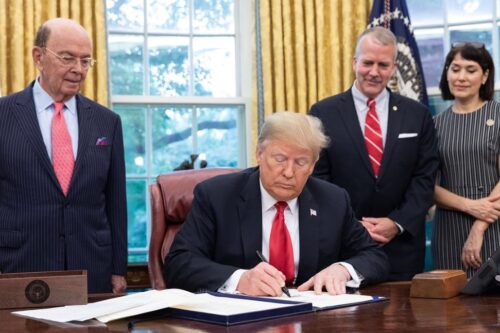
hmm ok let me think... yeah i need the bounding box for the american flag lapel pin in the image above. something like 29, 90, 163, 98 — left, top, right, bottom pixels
310, 209, 317, 216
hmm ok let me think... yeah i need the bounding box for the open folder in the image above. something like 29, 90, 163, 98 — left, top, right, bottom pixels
13, 288, 386, 326
13, 289, 311, 326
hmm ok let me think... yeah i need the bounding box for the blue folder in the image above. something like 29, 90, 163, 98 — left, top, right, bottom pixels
167, 292, 313, 326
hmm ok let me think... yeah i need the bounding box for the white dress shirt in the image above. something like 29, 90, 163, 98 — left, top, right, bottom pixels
352, 82, 389, 146
32, 78, 79, 160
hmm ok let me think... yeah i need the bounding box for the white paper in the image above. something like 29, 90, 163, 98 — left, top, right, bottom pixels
12, 289, 299, 324
97, 289, 196, 323
172, 293, 294, 316
276, 289, 380, 309
13, 288, 195, 323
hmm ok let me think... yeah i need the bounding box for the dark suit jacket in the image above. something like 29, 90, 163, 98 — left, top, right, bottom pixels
0, 83, 127, 293
164, 167, 389, 292
310, 88, 438, 280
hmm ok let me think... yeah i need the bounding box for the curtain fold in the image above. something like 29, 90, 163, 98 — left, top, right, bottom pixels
252, 0, 372, 163
0, 0, 108, 105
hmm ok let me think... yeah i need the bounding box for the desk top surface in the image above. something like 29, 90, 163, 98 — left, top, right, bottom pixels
3, 282, 500, 333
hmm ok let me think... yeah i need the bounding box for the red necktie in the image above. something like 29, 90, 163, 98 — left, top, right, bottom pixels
52, 102, 74, 196
364, 99, 383, 177
269, 201, 294, 284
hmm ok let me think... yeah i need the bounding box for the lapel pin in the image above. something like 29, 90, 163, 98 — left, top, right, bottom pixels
310, 209, 317, 216
392, 106, 398, 111
486, 119, 495, 126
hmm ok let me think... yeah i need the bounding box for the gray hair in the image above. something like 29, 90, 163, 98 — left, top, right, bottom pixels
257, 111, 329, 160
355, 27, 397, 60
34, 24, 50, 48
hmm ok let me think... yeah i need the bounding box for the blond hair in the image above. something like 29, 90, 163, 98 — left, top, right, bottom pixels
257, 111, 329, 160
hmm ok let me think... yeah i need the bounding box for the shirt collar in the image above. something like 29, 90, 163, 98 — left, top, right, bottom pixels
351, 81, 389, 107
33, 77, 77, 115
259, 180, 298, 214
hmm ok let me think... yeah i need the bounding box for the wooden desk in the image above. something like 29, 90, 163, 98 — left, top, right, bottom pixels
3, 282, 500, 332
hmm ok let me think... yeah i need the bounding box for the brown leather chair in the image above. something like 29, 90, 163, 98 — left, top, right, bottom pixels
148, 168, 241, 289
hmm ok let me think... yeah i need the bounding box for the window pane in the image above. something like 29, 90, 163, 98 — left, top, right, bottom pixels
193, 37, 236, 96
450, 24, 493, 55
193, 0, 235, 33
429, 95, 452, 116
196, 106, 240, 168
414, 29, 444, 88
106, 0, 144, 32
447, 0, 492, 24
114, 105, 146, 175
109, 35, 144, 95
148, 0, 189, 33
152, 106, 193, 174
127, 179, 147, 249
406, 0, 443, 26
128, 252, 147, 263
149, 37, 189, 96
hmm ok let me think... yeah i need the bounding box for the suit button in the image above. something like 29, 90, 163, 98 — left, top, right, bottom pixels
375, 186, 380, 192
64, 202, 70, 208
478, 186, 484, 192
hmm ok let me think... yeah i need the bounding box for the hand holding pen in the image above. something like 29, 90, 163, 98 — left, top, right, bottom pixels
256, 250, 291, 297
235, 251, 293, 297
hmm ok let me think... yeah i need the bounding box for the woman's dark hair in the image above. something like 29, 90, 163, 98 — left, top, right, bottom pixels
439, 43, 495, 101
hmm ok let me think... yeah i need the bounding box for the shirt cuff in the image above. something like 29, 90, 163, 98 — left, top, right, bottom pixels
395, 222, 404, 234
218, 269, 247, 293
338, 262, 363, 288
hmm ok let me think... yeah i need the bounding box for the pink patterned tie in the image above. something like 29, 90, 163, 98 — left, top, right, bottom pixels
52, 102, 74, 196
364, 99, 384, 177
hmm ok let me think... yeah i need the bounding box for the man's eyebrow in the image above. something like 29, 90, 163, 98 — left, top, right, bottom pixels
58, 50, 92, 58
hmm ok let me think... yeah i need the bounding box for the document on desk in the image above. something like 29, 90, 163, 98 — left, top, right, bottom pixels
275, 289, 387, 310
12, 289, 312, 326
12, 289, 196, 323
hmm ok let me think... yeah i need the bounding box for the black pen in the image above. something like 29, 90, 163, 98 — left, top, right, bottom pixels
256, 250, 291, 297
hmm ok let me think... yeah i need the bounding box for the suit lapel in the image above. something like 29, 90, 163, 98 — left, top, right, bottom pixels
296, 184, 319, 284
338, 90, 374, 175
12, 85, 61, 189
70, 95, 95, 191
378, 92, 404, 179
237, 169, 263, 267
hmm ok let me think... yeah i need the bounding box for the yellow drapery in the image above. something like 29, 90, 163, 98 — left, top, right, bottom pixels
251, 0, 372, 163
0, 0, 108, 105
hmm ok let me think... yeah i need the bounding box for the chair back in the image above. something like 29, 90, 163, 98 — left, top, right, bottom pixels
148, 167, 240, 289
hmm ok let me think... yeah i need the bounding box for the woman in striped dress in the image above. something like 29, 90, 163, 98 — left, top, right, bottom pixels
433, 42, 500, 277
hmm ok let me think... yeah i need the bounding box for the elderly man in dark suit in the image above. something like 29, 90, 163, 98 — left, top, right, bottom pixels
165, 111, 389, 296
0, 18, 127, 293
310, 27, 438, 281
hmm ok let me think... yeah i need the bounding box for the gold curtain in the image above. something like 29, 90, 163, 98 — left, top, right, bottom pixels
251, 0, 372, 163
0, 0, 108, 105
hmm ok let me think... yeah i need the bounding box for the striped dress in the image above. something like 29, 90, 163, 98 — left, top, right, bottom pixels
433, 101, 500, 277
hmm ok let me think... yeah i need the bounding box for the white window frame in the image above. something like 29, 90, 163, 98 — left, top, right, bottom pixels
106, 0, 253, 258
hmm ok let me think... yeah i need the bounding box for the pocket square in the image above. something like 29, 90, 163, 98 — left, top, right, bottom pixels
95, 137, 109, 146
398, 133, 418, 139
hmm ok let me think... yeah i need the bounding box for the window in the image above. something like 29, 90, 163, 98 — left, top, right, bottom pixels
407, 0, 500, 115
106, 0, 251, 262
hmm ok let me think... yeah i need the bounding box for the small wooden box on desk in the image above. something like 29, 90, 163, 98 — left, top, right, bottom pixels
410, 270, 467, 299
0, 270, 87, 309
